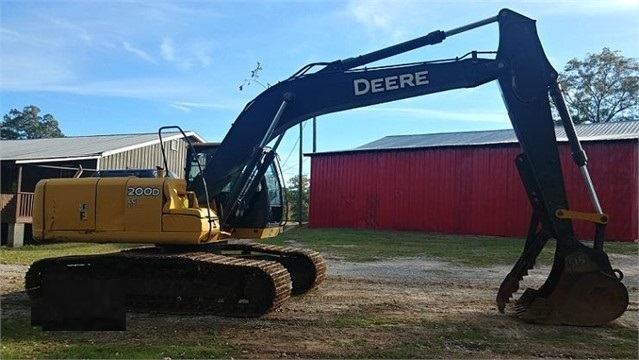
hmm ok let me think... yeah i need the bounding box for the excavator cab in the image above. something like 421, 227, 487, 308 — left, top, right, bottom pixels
185, 142, 287, 238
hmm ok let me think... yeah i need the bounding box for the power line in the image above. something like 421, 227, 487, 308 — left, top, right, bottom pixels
281, 121, 307, 169
282, 157, 310, 174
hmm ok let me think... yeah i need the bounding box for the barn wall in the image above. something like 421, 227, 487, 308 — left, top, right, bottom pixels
561, 140, 638, 242
100, 138, 191, 178
309, 140, 638, 242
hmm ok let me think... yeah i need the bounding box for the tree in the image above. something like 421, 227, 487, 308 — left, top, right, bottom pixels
559, 48, 638, 124
285, 175, 310, 222
1, 105, 64, 139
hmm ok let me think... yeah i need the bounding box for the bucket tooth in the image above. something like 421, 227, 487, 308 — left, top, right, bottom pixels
514, 289, 552, 321
497, 274, 521, 313
497, 234, 548, 312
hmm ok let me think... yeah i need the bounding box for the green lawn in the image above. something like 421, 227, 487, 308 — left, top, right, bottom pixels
0, 315, 238, 359
1, 243, 141, 265
1, 227, 637, 359
271, 227, 637, 266
2, 227, 636, 267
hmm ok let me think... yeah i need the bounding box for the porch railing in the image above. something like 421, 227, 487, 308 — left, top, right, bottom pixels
16, 192, 34, 223
1, 192, 34, 223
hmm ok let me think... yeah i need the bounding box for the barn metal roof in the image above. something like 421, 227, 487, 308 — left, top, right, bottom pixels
0, 131, 206, 163
346, 121, 639, 154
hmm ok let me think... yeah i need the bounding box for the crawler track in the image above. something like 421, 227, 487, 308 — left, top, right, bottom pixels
25, 242, 326, 322
224, 242, 327, 295
26, 249, 292, 318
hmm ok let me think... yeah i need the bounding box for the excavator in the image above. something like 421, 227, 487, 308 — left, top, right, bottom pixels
26, 9, 628, 330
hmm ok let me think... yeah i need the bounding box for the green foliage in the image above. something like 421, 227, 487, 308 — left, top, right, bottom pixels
1, 105, 64, 139
285, 175, 310, 222
560, 48, 639, 123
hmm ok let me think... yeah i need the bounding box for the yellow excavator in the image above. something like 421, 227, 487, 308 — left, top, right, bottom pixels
27, 9, 628, 330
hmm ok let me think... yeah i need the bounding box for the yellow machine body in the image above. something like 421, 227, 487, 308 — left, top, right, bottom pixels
32, 177, 222, 245
231, 226, 282, 239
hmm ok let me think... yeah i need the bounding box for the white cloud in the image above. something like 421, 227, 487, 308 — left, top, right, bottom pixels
169, 101, 231, 112
194, 46, 212, 68
356, 106, 510, 124
169, 103, 191, 112
0, 27, 76, 87
23, 79, 190, 99
345, 0, 416, 41
49, 17, 93, 45
158, 37, 213, 71
122, 41, 157, 64
160, 37, 174, 61
524, 0, 639, 16
1, 53, 75, 88
348, 1, 391, 30
1, 26, 56, 49
345, 0, 639, 38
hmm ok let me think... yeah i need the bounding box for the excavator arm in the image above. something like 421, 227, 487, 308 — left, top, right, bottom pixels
191, 8, 628, 326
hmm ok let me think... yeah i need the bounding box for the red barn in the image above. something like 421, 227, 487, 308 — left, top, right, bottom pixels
308, 122, 639, 242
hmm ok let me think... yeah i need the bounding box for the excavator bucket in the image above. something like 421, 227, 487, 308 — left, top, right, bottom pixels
497, 235, 628, 326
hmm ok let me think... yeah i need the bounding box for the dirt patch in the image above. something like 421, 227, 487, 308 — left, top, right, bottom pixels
0, 264, 28, 293
2, 254, 637, 358
222, 255, 638, 358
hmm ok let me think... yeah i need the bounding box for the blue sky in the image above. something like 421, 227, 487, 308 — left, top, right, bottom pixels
1, 0, 638, 180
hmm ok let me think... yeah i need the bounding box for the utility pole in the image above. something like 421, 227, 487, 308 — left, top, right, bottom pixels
312, 117, 317, 153
297, 122, 303, 224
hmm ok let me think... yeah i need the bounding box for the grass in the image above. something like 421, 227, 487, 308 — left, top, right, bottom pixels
315, 309, 638, 359
262, 310, 638, 359
600, 240, 639, 256
2, 227, 636, 268
352, 320, 639, 359
272, 227, 638, 266
4, 312, 634, 360
274, 227, 535, 265
328, 310, 397, 328
0, 315, 238, 359
0, 242, 141, 265
1, 227, 636, 359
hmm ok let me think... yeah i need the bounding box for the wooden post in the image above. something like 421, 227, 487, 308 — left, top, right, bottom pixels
8, 165, 25, 247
